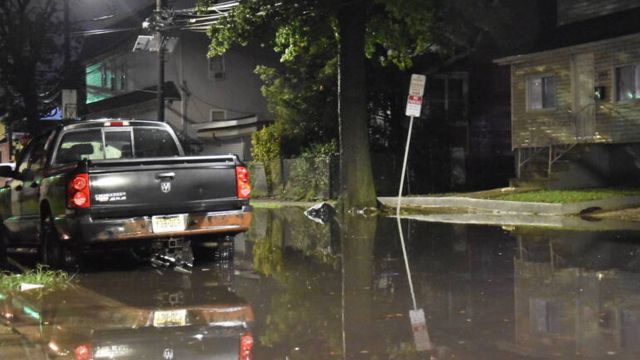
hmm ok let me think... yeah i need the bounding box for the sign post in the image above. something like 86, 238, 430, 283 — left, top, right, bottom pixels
397, 73, 426, 213
397, 74, 432, 352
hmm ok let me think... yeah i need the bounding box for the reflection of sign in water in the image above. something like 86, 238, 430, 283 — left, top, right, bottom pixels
163, 348, 174, 360
410, 308, 432, 351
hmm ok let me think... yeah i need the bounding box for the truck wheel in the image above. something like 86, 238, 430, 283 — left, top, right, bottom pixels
40, 216, 77, 270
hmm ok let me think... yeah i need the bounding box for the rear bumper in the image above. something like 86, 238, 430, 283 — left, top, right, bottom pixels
55, 206, 252, 243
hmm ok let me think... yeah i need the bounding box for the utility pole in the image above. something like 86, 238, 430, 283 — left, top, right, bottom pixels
63, 0, 70, 70
156, 0, 166, 122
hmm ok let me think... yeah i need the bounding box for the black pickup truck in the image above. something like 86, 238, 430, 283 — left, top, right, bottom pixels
0, 120, 252, 267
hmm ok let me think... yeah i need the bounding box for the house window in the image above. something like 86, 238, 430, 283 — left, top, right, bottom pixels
616, 65, 640, 102
210, 109, 227, 122
527, 75, 556, 110
209, 56, 225, 80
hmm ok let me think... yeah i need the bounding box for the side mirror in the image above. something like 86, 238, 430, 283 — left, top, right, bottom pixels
0, 165, 14, 178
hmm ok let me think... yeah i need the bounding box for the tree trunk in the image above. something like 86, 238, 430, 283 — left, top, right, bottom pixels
337, 2, 377, 212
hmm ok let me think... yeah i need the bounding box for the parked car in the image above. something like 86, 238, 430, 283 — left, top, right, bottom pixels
0, 162, 15, 185
0, 119, 252, 267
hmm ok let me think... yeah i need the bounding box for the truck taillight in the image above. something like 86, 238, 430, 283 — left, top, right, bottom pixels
236, 166, 251, 199
68, 174, 91, 209
239, 331, 253, 360
74, 343, 92, 360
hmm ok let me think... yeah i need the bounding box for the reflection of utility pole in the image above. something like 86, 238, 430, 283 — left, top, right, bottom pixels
156, 0, 166, 122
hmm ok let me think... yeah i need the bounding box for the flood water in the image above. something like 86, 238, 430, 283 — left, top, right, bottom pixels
3, 207, 640, 359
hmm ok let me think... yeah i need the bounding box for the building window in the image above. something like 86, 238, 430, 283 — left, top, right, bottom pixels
110, 70, 116, 91
208, 55, 225, 80
527, 75, 556, 110
210, 109, 227, 122
100, 64, 108, 88
425, 72, 468, 120
616, 65, 640, 102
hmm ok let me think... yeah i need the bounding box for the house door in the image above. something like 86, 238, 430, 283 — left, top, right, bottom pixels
572, 53, 595, 140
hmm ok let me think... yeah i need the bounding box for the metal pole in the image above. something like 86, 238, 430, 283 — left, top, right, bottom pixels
156, 0, 165, 122
7, 122, 13, 162
397, 117, 415, 216
63, 0, 70, 69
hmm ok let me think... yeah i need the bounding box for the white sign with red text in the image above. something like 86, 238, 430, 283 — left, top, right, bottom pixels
405, 74, 426, 117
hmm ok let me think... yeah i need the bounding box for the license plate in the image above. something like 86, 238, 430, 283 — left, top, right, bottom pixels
153, 309, 187, 327
152, 215, 186, 233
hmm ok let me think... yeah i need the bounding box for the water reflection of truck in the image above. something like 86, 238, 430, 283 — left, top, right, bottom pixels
0, 270, 254, 360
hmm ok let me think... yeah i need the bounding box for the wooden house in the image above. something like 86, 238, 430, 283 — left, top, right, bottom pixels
495, 0, 640, 188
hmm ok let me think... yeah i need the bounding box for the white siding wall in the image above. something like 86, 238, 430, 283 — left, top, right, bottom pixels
557, 0, 640, 25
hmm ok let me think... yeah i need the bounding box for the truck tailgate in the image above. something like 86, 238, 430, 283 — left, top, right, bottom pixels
87, 156, 240, 218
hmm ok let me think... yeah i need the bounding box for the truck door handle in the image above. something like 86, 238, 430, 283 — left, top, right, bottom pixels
156, 172, 175, 180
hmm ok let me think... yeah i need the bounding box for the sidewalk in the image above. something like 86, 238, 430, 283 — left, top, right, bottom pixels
251, 191, 640, 229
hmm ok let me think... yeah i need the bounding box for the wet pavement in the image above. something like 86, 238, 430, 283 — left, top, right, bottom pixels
3, 207, 640, 359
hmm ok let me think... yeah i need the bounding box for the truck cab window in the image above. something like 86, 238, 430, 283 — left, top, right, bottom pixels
134, 128, 179, 158
16, 143, 34, 173
104, 130, 133, 159
56, 130, 104, 164
28, 137, 48, 172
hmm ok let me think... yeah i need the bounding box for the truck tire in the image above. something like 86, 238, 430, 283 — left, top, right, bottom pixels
39, 215, 78, 270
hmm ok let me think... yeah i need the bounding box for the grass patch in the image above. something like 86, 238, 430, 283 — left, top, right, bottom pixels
0, 265, 69, 292
251, 201, 287, 209
492, 188, 640, 203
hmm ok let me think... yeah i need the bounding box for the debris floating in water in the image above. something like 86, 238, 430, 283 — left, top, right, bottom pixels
304, 202, 335, 224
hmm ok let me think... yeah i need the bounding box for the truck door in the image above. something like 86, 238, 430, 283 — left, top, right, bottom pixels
19, 135, 51, 243
5, 136, 50, 244
6, 142, 33, 241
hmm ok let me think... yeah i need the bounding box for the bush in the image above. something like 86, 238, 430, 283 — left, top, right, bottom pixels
251, 123, 282, 164
252, 124, 283, 194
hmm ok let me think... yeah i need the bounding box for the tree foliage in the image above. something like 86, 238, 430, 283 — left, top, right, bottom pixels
199, 0, 510, 207
0, 0, 63, 132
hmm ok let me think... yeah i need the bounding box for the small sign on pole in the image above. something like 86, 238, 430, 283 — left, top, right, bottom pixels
405, 74, 426, 117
